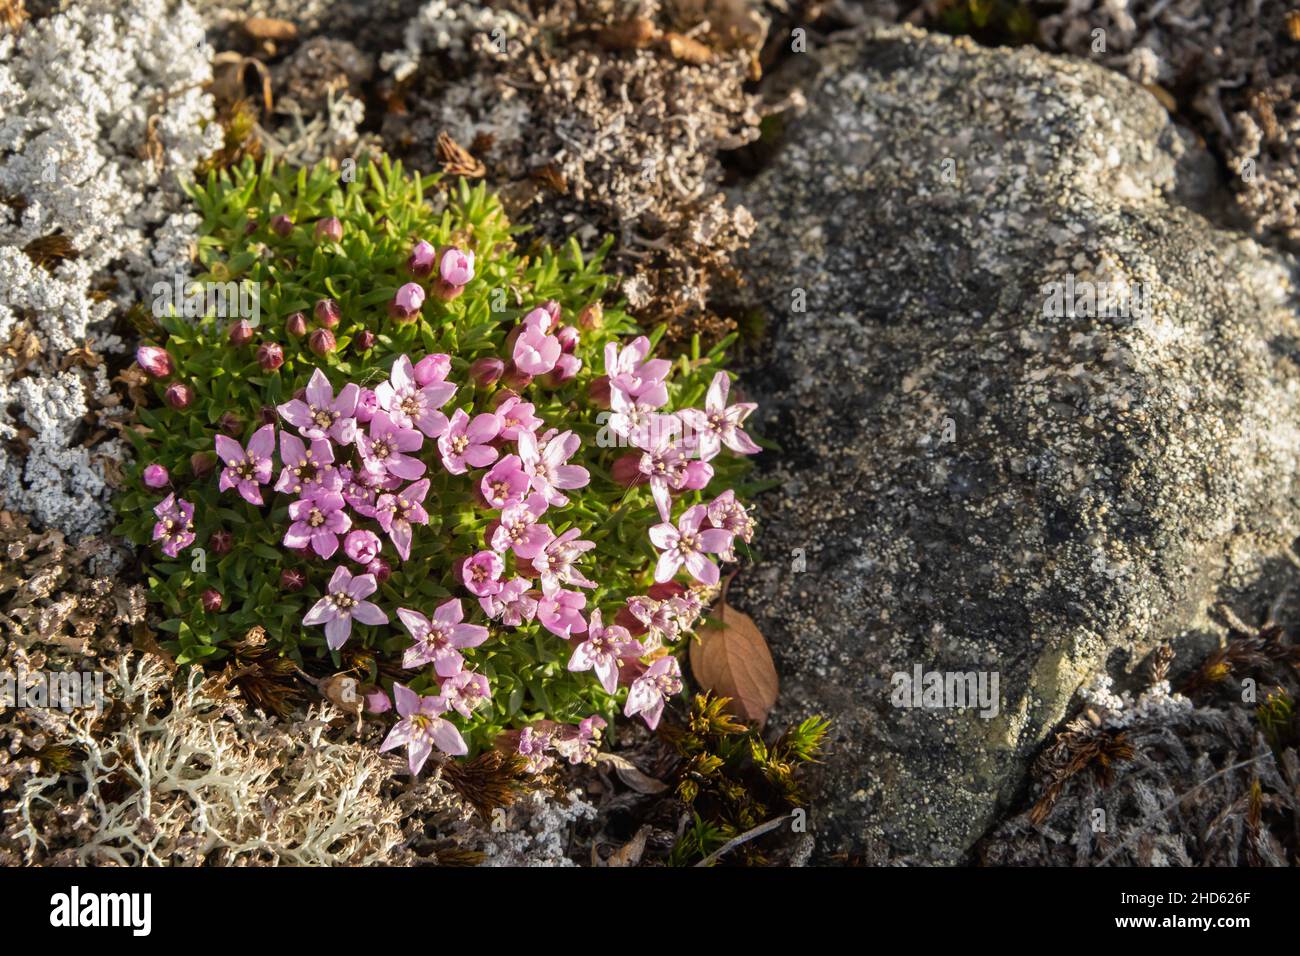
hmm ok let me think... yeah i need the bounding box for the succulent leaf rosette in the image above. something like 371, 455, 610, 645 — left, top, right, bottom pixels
116, 157, 759, 774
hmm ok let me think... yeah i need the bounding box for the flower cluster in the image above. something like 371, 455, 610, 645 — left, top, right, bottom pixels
117, 158, 759, 773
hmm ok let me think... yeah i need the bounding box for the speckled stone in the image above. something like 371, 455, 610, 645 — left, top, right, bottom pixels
733, 24, 1300, 863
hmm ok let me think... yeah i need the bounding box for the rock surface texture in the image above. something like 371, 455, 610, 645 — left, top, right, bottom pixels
733, 24, 1300, 863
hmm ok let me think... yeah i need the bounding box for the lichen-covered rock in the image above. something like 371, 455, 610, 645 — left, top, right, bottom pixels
733, 25, 1300, 862
0, 0, 220, 536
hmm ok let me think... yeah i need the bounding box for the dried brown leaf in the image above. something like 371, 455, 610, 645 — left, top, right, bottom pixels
689, 600, 779, 725
596, 752, 668, 794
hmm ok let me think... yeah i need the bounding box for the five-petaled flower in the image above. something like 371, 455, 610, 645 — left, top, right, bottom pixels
302, 566, 388, 649
277, 368, 359, 444
375, 354, 456, 438
216, 424, 276, 505
438, 408, 500, 474
649, 504, 733, 586
152, 494, 195, 557
359, 411, 426, 481
285, 490, 351, 558
397, 600, 489, 675
624, 656, 682, 730
371, 478, 430, 561
379, 683, 467, 774
677, 371, 759, 461
518, 428, 589, 506
567, 610, 637, 693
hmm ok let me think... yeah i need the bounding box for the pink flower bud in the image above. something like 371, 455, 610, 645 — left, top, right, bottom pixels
209, 530, 233, 556
228, 320, 254, 346
407, 240, 436, 279
259, 405, 278, 425
413, 353, 450, 386
308, 328, 336, 356
366, 557, 392, 583
136, 345, 172, 379
344, 529, 382, 564
355, 330, 376, 352
439, 247, 475, 286
364, 689, 392, 714
680, 460, 713, 491
389, 282, 426, 322
164, 382, 194, 409
540, 300, 561, 328
489, 388, 520, 409
270, 215, 293, 237
285, 311, 308, 336
315, 217, 343, 243
314, 298, 341, 328
543, 353, 580, 386
612, 454, 646, 486
201, 588, 224, 612
257, 342, 284, 370
218, 412, 243, 436
142, 463, 170, 488
556, 324, 579, 353
280, 568, 306, 592
469, 356, 505, 387
355, 387, 378, 424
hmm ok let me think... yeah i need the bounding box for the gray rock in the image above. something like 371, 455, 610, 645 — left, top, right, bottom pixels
733, 24, 1300, 863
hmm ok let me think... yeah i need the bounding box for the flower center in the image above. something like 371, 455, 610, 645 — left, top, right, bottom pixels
312, 406, 335, 429
450, 434, 469, 455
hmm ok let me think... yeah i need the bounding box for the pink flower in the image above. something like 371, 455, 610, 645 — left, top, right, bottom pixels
517, 725, 556, 774
215, 424, 276, 505
605, 336, 670, 406
649, 504, 733, 585
638, 425, 690, 520
538, 588, 588, 638
136, 345, 172, 379
680, 459, 714, 491
275, 431, 340, 497
390, 282, 427, 322
359, 410, 426, 481
512, 323, 561, 375
343, 529, 382, 564
494, 395, 542, 441
626, 595, 683, 650
285, 490, 351, 558
479, 577, 539, 626
397, 599, 489, 675
608, 387, 662, 449
413, 353, 451, 386
439, 247, 475, 286
277, 368, 359, 444
490, 493, 553, 559
440, 670, 490, 718
380, 683, 467, 774
707, 489, 754, 560
677, 371, 759, 460
553, 715, 606, 765
354, 387, 379, 424
462, 550, 505, 597
302, 566, 388, 650
408, 240, 436, 279
624, 656, 682, 729
532, 527, 596, 597
364, 688, 392, 714
438, 408, 500, 475
152, 494, 195, 557
480, 454, 530, 509
142, 464, 169, 488
375, 354, 456, 438
567, 609, 636, 693
372, 478, 430, 561
517, 428, 589, 506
